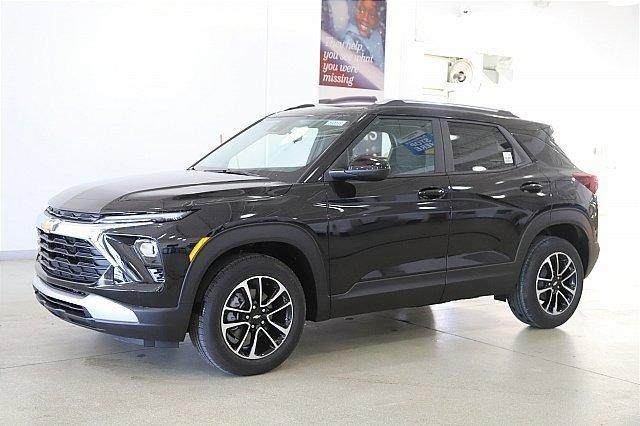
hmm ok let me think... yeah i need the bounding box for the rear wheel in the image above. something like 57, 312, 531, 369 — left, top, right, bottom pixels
508, 236, 584, 328
190, 254, 306, 375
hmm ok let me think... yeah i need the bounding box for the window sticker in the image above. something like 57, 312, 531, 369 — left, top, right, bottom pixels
325, 120, 348, 127
502, 151, 514, 164
398, 131, 434, 156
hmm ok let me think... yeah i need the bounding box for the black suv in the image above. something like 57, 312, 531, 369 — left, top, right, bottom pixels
34, 98, 599, 375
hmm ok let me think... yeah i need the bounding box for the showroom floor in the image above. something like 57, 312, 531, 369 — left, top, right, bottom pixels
1, 206, 638, 424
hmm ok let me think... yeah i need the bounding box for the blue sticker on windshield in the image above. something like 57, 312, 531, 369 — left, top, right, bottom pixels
400, 132, 434, 155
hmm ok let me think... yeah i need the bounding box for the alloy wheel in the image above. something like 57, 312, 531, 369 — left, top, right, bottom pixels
536, 252, 577, 315
220, 276, 293, 359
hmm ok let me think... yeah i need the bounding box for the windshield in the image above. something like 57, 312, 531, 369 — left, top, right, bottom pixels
193, 113, 359, 182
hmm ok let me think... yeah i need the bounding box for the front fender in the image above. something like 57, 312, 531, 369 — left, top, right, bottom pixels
177, 222, 330, 322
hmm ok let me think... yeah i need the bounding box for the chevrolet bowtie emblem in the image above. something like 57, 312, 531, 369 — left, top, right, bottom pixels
42, 217, 61, 233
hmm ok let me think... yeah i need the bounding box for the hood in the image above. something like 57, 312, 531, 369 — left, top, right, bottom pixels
48, 170, 292, 214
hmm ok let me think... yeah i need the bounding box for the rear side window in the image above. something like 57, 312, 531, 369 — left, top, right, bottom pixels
448, 122, 516, 172
512, 133, 574, 169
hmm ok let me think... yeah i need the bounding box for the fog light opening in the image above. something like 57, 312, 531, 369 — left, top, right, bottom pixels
134, 239, 161, 265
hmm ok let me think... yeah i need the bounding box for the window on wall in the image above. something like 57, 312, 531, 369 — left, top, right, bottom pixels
342, 118, 436, 176
448, 122, 515, 172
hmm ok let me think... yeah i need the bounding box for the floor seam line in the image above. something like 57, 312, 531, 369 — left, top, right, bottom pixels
379, 314, 640, 386
0, 348, 151, 370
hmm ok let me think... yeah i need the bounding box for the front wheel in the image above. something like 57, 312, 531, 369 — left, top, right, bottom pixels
189, 253, 306, 375
508, 236, 584, 329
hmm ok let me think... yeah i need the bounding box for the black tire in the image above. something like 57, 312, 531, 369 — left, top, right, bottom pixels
189, 253, 306, 375
508, 236, 584, 329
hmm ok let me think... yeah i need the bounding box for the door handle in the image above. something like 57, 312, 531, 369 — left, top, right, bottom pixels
520, 182, 543, 193
418, 187, 446, 200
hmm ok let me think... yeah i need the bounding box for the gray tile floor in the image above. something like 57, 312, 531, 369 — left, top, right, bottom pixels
1, 218, 638, 424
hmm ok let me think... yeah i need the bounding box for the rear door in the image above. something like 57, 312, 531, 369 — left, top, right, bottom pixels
442, 120, 551, 301
326, 116, 451, 316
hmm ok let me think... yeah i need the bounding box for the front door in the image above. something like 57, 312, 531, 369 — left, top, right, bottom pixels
326, 116, 451, 317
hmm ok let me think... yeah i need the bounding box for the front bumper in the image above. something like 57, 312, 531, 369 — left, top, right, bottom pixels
33, 275, 188, 342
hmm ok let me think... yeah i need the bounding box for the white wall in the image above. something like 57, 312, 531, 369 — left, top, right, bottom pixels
1, 0, 319, 251
1, 0, 638, 252
384, 1, 639, 176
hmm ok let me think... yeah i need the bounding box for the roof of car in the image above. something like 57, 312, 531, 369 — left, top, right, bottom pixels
275, 98, 548, 133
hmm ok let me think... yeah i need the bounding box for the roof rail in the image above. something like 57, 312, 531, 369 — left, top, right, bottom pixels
284, 103, 315, 111
319, 96, 378, 104
382, 99, 518, 118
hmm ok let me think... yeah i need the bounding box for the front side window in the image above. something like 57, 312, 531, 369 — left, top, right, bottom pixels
448, 122, 515, 172
337, 117, 436, 176
194, 113, 359, 182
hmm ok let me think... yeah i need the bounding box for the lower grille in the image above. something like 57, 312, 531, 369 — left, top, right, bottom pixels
35, 289, 90, 318
37, 229, 109, 284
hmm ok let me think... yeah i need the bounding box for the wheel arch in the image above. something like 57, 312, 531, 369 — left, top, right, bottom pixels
517, 209, 594, 276
179, 223, 330, 323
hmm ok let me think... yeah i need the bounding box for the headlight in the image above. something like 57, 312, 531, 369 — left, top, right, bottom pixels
96, 211, 192, 224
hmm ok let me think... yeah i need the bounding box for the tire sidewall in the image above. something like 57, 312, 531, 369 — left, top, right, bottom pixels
199, 255, 306, 375
521, 237, 584, 328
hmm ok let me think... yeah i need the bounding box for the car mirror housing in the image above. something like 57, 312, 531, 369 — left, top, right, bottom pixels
328, 155, 390, 182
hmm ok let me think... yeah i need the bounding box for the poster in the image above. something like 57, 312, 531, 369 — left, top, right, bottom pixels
320, 0, 387, 95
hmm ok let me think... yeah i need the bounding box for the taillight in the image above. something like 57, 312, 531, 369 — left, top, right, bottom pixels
573, 172, 598, 194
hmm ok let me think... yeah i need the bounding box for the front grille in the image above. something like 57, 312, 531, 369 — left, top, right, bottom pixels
46, 207, 100, 223
37, 229, 110, 284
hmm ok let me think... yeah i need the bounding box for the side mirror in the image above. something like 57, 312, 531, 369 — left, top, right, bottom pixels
329, 155, 390, 182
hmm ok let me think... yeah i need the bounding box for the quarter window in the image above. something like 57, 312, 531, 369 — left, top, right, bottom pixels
448, 122, 515, 172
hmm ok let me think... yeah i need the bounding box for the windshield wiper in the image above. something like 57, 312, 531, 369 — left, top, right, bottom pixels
201, 169, 260, 177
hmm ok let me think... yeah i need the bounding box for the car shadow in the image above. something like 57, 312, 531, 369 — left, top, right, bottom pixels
297, 306, 437, 356
85, 305, 586, 379
85, 306, 438, 378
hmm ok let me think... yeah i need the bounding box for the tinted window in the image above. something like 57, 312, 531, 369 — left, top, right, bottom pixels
448, 122, 515, 172
512, 133, 574, 168
342, 118, 436, 176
